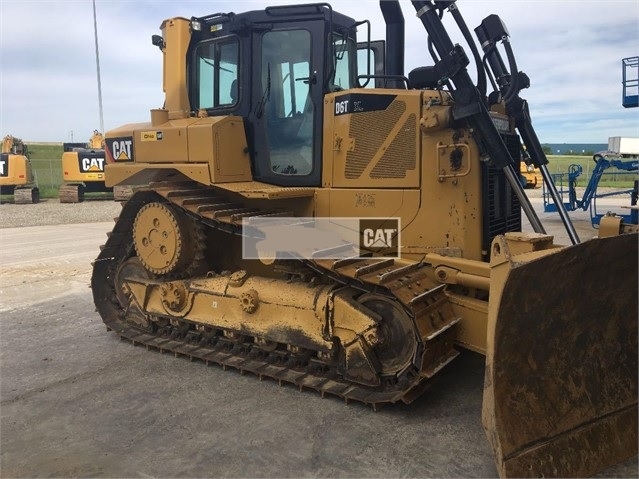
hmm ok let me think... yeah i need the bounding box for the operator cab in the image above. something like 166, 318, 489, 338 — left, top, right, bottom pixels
188, 4, 359, 187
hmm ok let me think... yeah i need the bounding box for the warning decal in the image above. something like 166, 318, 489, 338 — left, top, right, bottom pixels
141, 131, 163, 142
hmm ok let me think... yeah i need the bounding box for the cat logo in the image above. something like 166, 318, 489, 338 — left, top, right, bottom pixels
106, 137, 134, 162
362, 227, 397, 247
0, 154, 7, 177
359, 218, 400, 257
80, 157, 106, 173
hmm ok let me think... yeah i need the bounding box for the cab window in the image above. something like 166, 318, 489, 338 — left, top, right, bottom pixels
194, 38, 239, 109
357, 48, 375, 87
331, 35, 356, 90
261, 29, 313, 176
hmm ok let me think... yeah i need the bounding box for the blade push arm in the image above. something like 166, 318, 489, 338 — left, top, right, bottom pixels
474, 12, 580, 244
410, 1, 549, 239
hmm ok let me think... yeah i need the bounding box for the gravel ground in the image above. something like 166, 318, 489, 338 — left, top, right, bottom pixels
0, 198, 123, 228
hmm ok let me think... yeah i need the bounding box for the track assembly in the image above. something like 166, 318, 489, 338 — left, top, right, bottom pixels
92, 183, 461, 409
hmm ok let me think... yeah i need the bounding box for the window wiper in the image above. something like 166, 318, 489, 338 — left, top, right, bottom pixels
255, 62, 271, 119
334, 31, 348, 61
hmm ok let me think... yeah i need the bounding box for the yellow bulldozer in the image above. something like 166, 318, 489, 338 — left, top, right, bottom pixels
59, 130, 131, 202
519, 145, 543, 188
0, 135, 39, 204
91, 2, 637, 477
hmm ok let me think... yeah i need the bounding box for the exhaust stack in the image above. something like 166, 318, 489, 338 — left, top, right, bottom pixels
380, 1, 404, 87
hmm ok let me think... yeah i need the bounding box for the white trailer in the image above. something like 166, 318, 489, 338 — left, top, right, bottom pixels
608, 137, 639, 156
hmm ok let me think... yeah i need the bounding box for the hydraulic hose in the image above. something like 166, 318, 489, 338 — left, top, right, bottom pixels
449, 3, 487, 99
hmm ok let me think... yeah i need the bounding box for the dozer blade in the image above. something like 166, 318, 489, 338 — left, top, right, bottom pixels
483, 233, 638, 478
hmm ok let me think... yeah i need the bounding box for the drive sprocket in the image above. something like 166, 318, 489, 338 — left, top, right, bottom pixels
132, 201, 202, 276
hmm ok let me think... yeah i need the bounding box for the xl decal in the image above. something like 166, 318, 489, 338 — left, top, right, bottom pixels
333, 93, 397, 116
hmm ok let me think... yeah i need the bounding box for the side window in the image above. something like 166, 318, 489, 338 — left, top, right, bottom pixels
357, 41, 386, 88
357, 48, 375, 88
332, 36, 355, 90
195, 38, 239, 110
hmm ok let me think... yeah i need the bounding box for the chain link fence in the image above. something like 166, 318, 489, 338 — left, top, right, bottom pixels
30, 158, 63, 196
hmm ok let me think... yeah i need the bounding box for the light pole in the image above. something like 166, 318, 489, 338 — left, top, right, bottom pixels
93, 0, 104, 134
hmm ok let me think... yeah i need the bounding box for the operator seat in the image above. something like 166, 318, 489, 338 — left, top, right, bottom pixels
408, 66, 439, 89
230, 79, 238, 104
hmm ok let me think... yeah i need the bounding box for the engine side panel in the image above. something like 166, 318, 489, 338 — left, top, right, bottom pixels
104, 116, 252, 186
0, 153, 32, 187
61, 149, 106, 183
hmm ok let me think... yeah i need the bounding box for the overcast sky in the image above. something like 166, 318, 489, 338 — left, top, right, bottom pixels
1, 0, 638, 144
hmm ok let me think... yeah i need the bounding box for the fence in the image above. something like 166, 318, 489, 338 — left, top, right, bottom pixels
31, 158, 62, 193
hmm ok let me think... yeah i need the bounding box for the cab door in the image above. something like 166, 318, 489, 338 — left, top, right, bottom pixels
249, 22, 326, 187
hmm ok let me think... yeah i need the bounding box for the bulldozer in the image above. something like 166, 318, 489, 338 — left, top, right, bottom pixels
91, 1, 637, 477
59, 130, 131, 202
0, 135, 39, 204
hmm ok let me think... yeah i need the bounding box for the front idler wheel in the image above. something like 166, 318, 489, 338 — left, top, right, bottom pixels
358, 293, 417, 376
115, 256, 154, 331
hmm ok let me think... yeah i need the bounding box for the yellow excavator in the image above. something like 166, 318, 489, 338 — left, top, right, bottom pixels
0, 135, 39, 204
520, 162, 542, 188
59, 130, 131, 202
91, 2, 637, 477
519, 144, 542, 188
